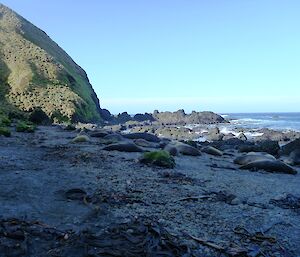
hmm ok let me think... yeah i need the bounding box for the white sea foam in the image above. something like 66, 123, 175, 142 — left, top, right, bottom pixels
219, 127, 239, 136
244, 132, 264, 138
194, 136, 207, 142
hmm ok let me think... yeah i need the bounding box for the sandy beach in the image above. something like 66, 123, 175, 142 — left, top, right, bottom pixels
1, 125, 299, 256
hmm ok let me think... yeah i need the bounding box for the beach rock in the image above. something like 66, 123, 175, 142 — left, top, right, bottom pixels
281, 138, 300, 156
239, 140, 280, 156
239, 160, 297, 174
103, 142, 144, 152
173, 142, 201, 156
234, 152, 276, 165
201, 146, 223, 156
123, 132, 160, 142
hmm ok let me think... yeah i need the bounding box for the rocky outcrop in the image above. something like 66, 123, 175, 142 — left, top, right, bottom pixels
101, 109, 227, 127
134, 113, 155, 122
153, 110, 227, 125
0, 4, 102, 123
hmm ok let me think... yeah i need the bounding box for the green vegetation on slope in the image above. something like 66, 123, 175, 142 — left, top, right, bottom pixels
0, 4, 102, 123
18, 17, 101, 122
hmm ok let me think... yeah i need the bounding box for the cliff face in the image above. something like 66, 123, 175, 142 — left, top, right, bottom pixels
0, 4, 102, 122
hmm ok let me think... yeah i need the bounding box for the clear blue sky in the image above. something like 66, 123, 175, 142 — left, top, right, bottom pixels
2, 0, 300, 114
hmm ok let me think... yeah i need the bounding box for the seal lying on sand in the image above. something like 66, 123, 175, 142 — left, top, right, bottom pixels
103, 142, 144, 152
240, 160, 297, 175
289, 149, 300, 166
234, 152, 276, 165
165, 141, 201, 156
201, 146, 223, 156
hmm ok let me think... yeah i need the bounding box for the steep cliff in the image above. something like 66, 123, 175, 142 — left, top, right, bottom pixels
0, 4, 102, 122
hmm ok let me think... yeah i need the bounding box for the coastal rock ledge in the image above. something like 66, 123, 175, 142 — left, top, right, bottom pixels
104, 109, 227, 125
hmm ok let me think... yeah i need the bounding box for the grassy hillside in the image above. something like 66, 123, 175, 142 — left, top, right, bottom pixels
0, 3, 102, 123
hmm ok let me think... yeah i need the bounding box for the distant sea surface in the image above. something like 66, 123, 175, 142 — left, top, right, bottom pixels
221, 113, 300, 132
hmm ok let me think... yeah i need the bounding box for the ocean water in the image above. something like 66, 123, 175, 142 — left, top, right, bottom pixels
221, 113, 300, 132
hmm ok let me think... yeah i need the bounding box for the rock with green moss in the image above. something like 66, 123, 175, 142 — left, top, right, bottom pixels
0, 126, 11, 137
16, 121, 36, 133
0, 4, 102, 123
140, 150, 175, 168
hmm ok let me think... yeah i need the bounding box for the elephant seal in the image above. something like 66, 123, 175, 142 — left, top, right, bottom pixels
240, 160, 297, 175
103, 142, 144, 152
134, 138, 158, 148
164, 144, 179, 156
289, 149, 300, 166
201, 146, 223, 156
164, 141, 200, 156
174, 142, 201, 156
234, 152, 276, 165
123, 132, 160, 143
